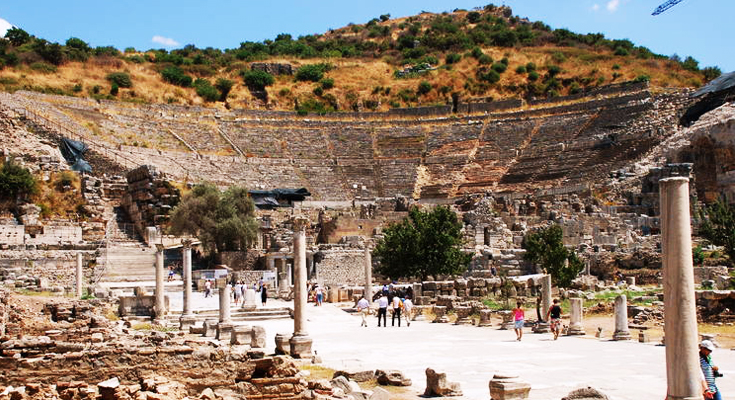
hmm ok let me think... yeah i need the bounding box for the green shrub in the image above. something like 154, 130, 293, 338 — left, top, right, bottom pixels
614, 47, 629, 56
30, 62, 57, 74
312, 86, 323, 96
477, 69, 500, 84
526, 62, 536, 71
478, 54, 493, 65
470, 47, 484, 59
161, 66, 192, 87
194, 79, 219, 102
569, 82, 581, 94
110, 82, 119, 96
702, 66, 722, 82
547, 65, 561, 77
72, 83, 83, 92
240, 69, 274, 90
551, 51, 566, 63
0, 159, 36, 201
296, 63, 333, 82
515, 65, 526, 74
320, 77, 334, 90
466, 11, 482, 24
681, 56, 699, 72
634, 74, 650, 83
445, 53, 461, 64
214, 78, 234, 101
612, 64, 621, 70
417, 81, 432, 95
528, 71, 539, 81
491, 62, 507, 73
106, 72, 133, 88
296, 97, 334, 115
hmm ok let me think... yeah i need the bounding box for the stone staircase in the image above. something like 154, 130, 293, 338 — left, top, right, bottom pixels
165, 306, 292, 324
97, 207, 157, 283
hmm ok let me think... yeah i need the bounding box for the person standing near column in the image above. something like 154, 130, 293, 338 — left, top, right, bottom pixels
402, 296, 413, 327
356, 295, 370, 327
376, 292, 388, 327
700, 340, 722, 400
261, 283, 268, 307
546, 299, 562, 340
513, 301, 525, 341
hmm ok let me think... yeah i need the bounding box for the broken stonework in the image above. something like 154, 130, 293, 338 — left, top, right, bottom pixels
375, 369, 412, 386
333, 370, 375, 383
489, 374, 531, 400
424, 368, 462, 397
561, 387, 610, 400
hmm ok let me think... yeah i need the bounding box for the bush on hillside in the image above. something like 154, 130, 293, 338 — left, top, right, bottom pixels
417, 81, 432, 95
478, 54, 493, 65
320, 77, 334, 90
106, 72, 133, 88
161, 66, 193, 87
194, 79, 219, 102
445, 53, 461, 64
0, 160, 36, 202
240, 69, 274, 90
214, 78, 234, 101
295, 63, 333, 82
491, 62, 507, 73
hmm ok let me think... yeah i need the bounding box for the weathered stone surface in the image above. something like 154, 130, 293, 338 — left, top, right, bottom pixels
330, 375, 360, 394
375, 369, 412, 386
561, 387, 610, 400
333, 370, 375, 383
489, 374, 530, 400
424, 368, 462, 397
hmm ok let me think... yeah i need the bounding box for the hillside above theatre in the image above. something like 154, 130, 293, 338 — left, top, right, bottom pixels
0, 4, 721, 113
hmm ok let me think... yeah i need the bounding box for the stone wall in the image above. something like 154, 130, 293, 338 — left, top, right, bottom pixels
0, 223, 83, 247
315, 248, 366, 287
122, 165, 180, 240
0, 251, 95, 292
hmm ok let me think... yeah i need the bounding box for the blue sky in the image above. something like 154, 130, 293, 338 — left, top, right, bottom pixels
0, 0, 732, 72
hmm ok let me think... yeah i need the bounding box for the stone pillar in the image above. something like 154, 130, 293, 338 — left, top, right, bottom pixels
180, 240, 195, 330
364, 246, 372, 302
290, 216, 313, 358
277, 259, 288, 293
612, 295, 631, 341
287, 264, 293, 286
568, 298, 585, 335
154, 244, 166, 324
533, 274, 552, 333
75, 252, 83, 299
489, 374, 531, 400
660, 177, 701, 400
217, 284, 233, 341
243, 288, 257, 311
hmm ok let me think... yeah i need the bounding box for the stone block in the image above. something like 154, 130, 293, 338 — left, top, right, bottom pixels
489, 374, 531, 400
274, 332, 292, 355
202, 319, 218, 337
333, 370, 375, 383
231, 325, 253, 346
375, 370, 412, 386
424, 368, 462, 397
331, 375, 360, 394
251, 325, 266, 348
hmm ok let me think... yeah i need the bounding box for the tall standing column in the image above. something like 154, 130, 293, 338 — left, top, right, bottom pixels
290, 216, 313, 358
180, 240, 196, 330
612, 294, 632, 341
660, 177, 701, 400
568, 297, 585, 335
364, 246, 372, 301
154, 244, 166, 325
533, 274, 552, 333
75, 252, 83, 299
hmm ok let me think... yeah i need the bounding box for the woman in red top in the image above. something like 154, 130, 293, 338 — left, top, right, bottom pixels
513, 302, 525, 341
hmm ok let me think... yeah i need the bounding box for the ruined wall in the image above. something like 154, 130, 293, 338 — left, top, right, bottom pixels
686, 103, 735, 202
0, 251, 95, 292
122, 165, 180, 241
315, 249, 365, 287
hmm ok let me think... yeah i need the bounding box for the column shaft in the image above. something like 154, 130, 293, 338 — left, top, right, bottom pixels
660, 177, 701, 400
155, 245, 166, 321
294, 228, 307, 335
75, 253, 83, 298
182, 244, 193, 316
364, 247, 372, 301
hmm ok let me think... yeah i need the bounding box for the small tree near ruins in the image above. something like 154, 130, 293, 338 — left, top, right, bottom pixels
521, 224, 584, 288
374, 206, 472, 280
697, 198, 735, 265
169, 183, 258, 255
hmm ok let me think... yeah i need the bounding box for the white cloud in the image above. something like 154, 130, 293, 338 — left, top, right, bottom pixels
151, 35, 180, 47
606, 0, 620, 12
0, 17, 14, 37
592, 4, 600, 11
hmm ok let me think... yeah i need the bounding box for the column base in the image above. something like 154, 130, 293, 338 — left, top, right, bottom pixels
533, 322, 550, 333
179, 315, 197, 331
152, 318, 167, 326
612, 330, 632, 341
289, 334, 313, 359
275, 333, 293, 355
567, 324, 585, 335
202, 319, 218, 337
216, 322, 234, 341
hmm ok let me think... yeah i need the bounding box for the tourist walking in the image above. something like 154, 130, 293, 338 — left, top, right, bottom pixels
513, 301, 525, 341
376, 293, 388, 327
315, 284, 323, 306
391, 294, 402, 327
402, 297, 413, 327
546, 298, 562, 340
700, 340, 722, 400
234, 281, 242, 306
204, 279, 212, 298
261, 283, 268, 307
356, 295, 370, 327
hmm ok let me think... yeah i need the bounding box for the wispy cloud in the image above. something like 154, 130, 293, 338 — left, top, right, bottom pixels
151, 35, 180, 47
0, 17, 14, 36
592, 4, 600, 11
606, 0, 620, 12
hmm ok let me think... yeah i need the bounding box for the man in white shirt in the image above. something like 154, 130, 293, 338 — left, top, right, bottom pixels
391, 295, 402, 327
356, 296, 370, 327
375, 293, 389, 327
403, 297, 414, 327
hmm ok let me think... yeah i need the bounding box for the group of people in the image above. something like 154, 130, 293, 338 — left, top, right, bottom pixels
204, 278, 268, 306
511, 298, 562, 342
357, 285, 414, 328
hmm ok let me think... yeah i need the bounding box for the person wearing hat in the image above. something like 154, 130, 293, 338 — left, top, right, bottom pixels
699, 340, 722, 400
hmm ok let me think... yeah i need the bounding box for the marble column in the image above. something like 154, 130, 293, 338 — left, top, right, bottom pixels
612, 294, 631, 341
287, 264, 293, 286
364, 246, 372, 302
290, 216, 313, 358
533, 274, 552, 333
243, 288, 258, 311
660, 177, 701, 400
568, 298, 585, 335
180, 240, 196, 330
216, 284, 233, 340
75, 252, 83, 298
154, 244, 166, 325
277, 259, 288, 294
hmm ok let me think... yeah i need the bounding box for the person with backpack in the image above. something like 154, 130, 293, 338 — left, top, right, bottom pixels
700, 340, 723, 400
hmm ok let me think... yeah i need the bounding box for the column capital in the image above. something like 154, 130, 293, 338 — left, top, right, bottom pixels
155, 243, 165, 252
182, 238, 193, 248
292, 215, 310, 231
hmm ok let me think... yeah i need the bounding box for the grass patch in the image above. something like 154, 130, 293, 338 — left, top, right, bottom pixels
300, 364, 336, 381
17, 289, 56, 297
